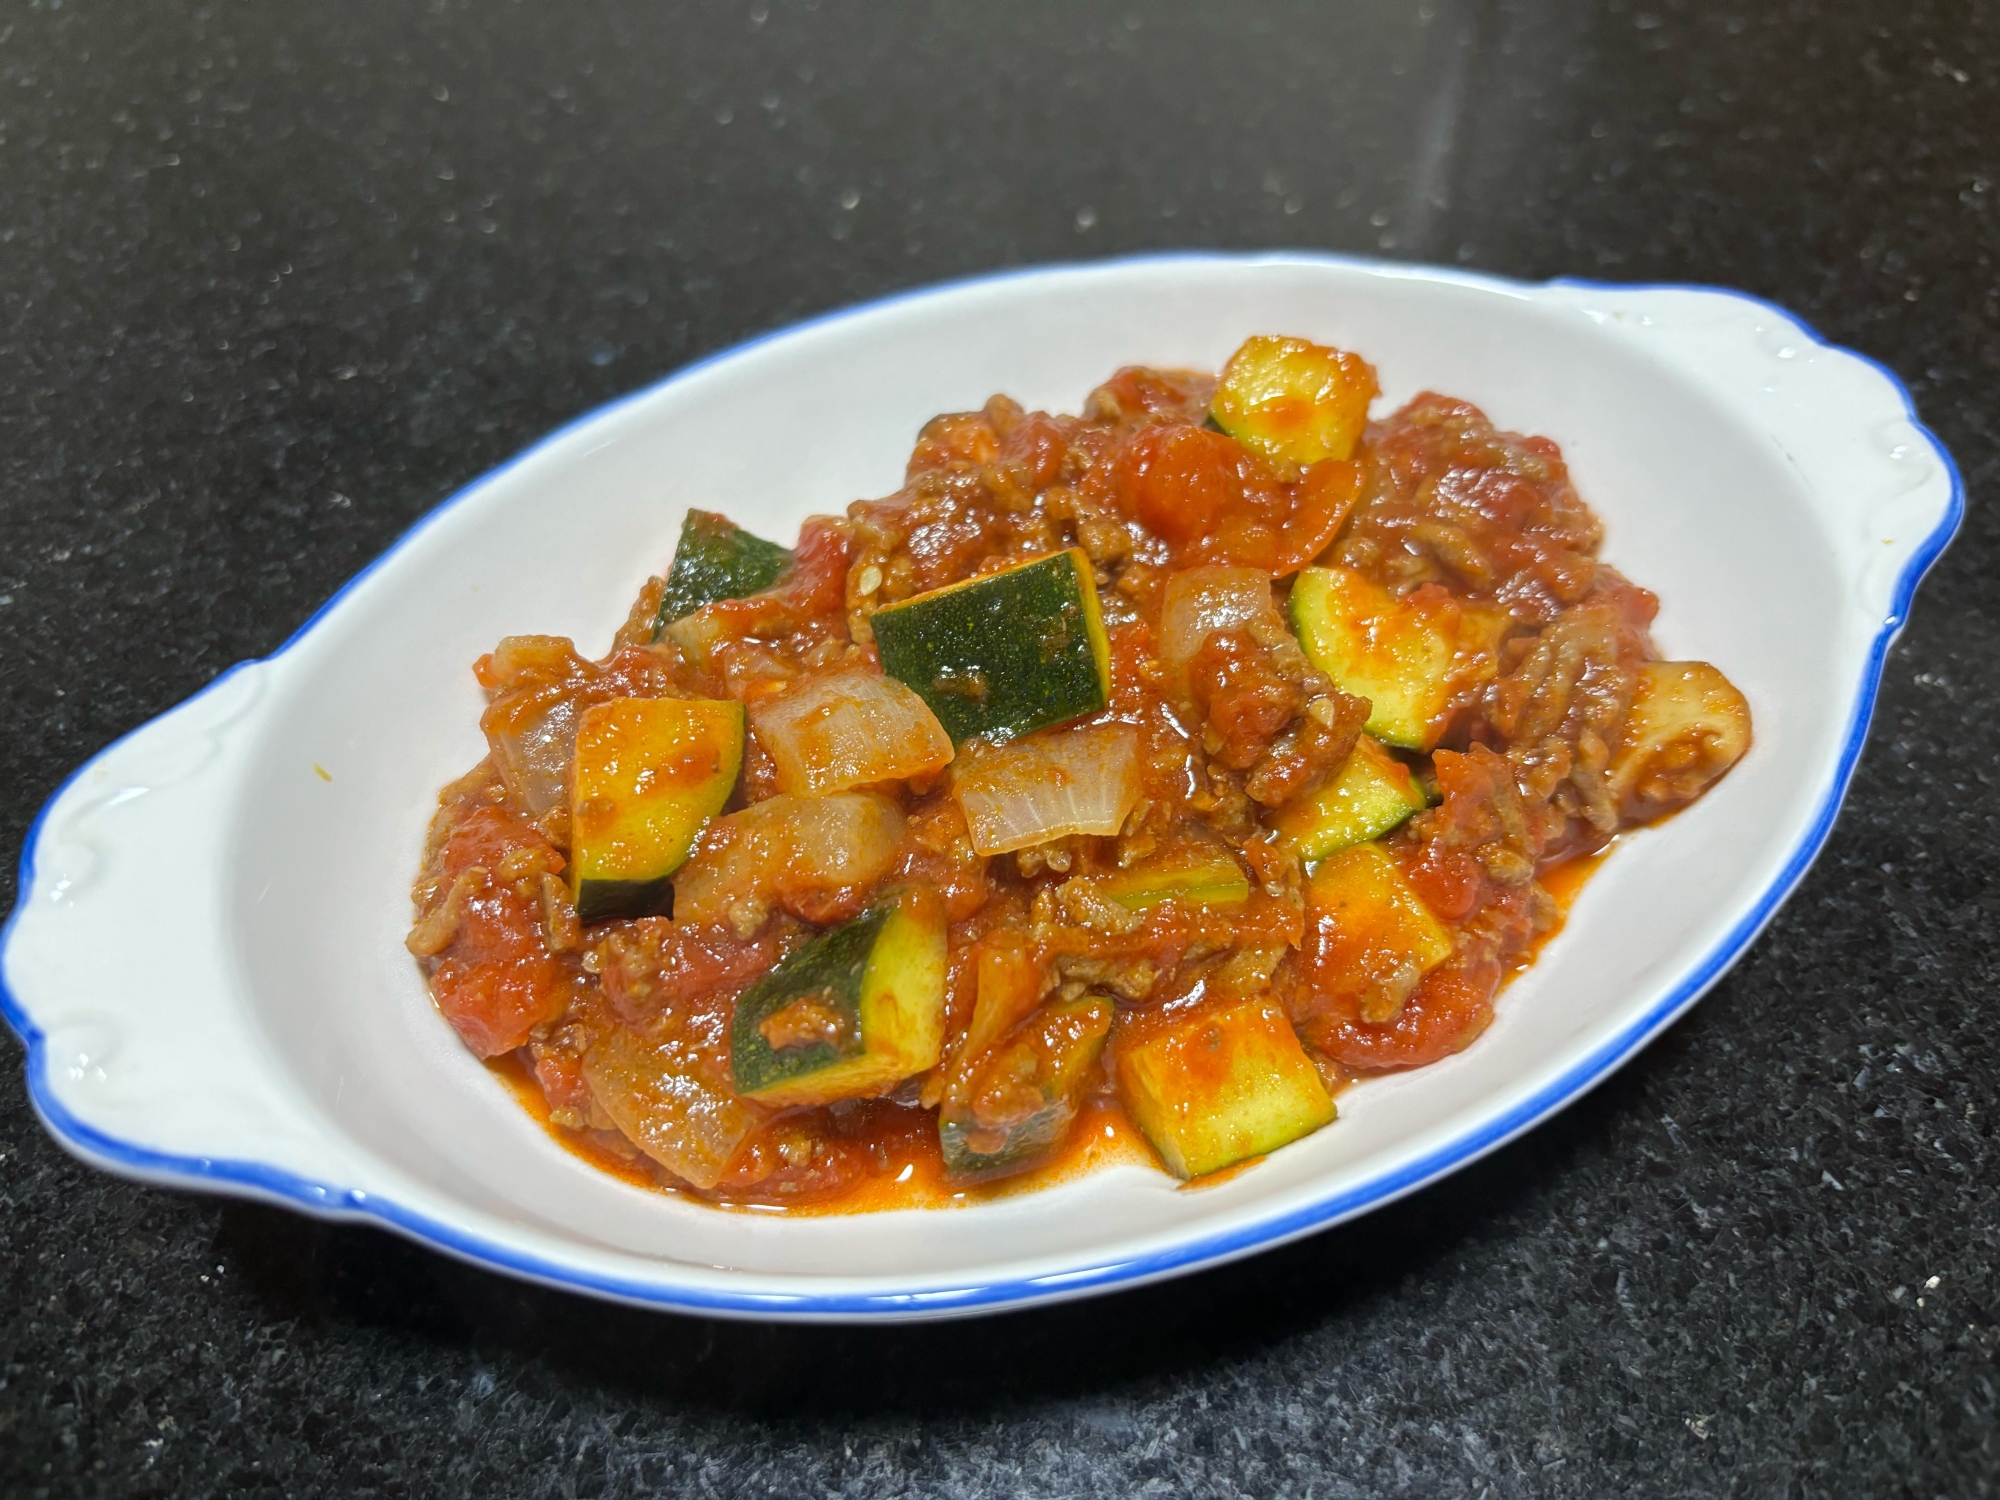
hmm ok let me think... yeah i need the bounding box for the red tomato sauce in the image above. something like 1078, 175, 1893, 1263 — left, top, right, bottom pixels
408, 339, 1750, 1212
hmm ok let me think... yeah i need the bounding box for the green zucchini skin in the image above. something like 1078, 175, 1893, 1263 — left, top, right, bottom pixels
1287, 565, 1508, 751
1272, 734, 1427, 863
939, 1102, 1073, 1180
728, 886, 948, 1107
574, 875, 675, 925
871, 549, 1111, 744
731, 906, 887, 1097
937, 994, 1114, 1182
655, 509, 792, 636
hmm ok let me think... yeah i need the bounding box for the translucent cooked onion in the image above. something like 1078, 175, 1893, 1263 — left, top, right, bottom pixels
671, 792, 906, 929
582, 1010, 766, 1191
490, 691, 584, 814
1158, 566, 1285, 674
749, 667, 954, 796
953, 724, 1142, 856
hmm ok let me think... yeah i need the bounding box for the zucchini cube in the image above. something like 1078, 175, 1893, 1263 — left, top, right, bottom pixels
1099, 841, 1250, 910
570, 697, 744, 924
939, 994, 1114, 1181
1288, 565, 1509, 750
1210, 334, 1379, 467
1273, 734, 1427, 862
1304, 842, 1454, 1023
871, 548, 1111, 744
730, 885, 948, 1108
1116, 998, 1336, 1179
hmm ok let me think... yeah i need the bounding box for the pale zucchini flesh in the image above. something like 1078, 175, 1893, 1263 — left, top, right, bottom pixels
1116, 998, 1336, 1179
1289, 565, 1508, 751
570, 697, 745, 924
729, 886, 948, 1107
1099, 842, 1251, 910
1209, 335, 1378, 467
1273, 733, 1426, 862
1304, 842, 1454, 1024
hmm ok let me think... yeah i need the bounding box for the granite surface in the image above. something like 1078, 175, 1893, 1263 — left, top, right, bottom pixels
1, 1, 1996, 1494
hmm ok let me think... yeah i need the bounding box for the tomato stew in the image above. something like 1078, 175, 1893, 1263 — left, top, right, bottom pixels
407, 334, 1752, 1208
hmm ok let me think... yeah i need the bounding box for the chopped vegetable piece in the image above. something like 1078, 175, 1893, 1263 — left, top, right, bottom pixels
414, 803, 574, 1056
871, 548, 1111, 743
1273, 734, 1426, 862
1116, 997, 1336, 1179
412, 333, 1756, 1213
1302, 842, 1454, 1024
1100, 840, 1250, 909
583, 1010, 767, 1191
730, 885, 949, 1107
1606, 660, 1752, 820
477, 636, 627, 815
1211, 334, 1380, 467
655, 509, 792, 635
1289, 565, 1510, 749
1117, 424, 1270, 550
749, 667, 954, 796
663, 515, 847, 673
1158, 565, 1287, 685
490, 692, 587, 816
1116, 425, 1351, 575
936, 932, 1046, 1108
570, 697, 744, 923
952, 723, 1142, 856
940, 994, 1114, 1180
671, 792, 905, 932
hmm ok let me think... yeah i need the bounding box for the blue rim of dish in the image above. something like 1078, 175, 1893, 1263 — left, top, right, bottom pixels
0, 251, 1965, 1319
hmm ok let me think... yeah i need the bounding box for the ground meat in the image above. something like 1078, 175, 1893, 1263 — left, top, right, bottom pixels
1186, 627, 1303, 770
1335, 393, 1605, 625
592, 919, 791, 1025
1484, 573, 1658, 842
409, 802, 580, 1057
1244, 687, 1370, 808
1401, 744, 1546, 920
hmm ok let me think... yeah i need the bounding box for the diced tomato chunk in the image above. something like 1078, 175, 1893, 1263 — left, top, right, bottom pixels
1299, 953, 1500, 1071
1117, 425, 1358, 575
1117, 425, 1253, 547
422, 806, 572, 1057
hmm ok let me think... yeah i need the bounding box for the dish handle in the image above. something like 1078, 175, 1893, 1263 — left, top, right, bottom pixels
3, 660, 362, 1203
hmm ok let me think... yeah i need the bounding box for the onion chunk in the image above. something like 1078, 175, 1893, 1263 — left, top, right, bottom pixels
672, 792, 906, 931
750, 667, 953, 796
1159, 566, 1286, 678
953, 723, 1142, 856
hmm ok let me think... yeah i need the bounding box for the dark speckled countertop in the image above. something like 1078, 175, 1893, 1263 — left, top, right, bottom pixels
2, 2, 1995, 1494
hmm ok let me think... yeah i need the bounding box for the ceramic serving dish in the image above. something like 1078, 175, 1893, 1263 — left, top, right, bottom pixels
1, 254, 1960, 1320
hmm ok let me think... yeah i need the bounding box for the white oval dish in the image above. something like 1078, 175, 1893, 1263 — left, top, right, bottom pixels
1, 254, 1960, 1321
